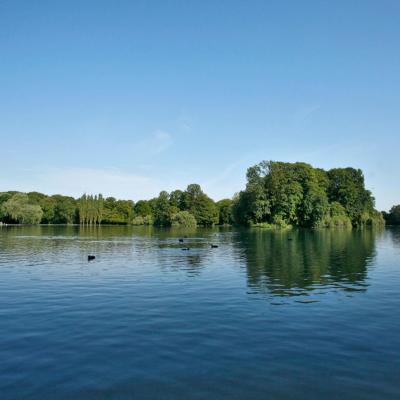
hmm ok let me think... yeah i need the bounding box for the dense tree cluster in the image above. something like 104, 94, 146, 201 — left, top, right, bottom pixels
383, 205, 400, 225
102, 197, 135, 224
232, 161, 384, 228
0, 160, 386, 228
0, 193, 43, 224
0, 184, 229, 227
78, 194, 104, 225
0, 192, 77, 225
145, 184, 219, 227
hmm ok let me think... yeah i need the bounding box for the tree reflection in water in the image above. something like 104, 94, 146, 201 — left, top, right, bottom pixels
234, 228, 380, 298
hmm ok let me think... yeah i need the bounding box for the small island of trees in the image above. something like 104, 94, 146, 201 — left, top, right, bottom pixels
232, 161, 384, 228
0, 160, 392, 229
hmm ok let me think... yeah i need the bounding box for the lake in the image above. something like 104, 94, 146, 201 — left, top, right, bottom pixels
1, 226, 399, 399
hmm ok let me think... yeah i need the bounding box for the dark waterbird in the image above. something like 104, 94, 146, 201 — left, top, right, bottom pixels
210, 244, 219, 248
181, 247, 190, 251
88, 255, 96, 261
179, 238, 184, 243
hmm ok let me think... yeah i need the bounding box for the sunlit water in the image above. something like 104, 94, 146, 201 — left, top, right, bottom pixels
1, 226, 399, 399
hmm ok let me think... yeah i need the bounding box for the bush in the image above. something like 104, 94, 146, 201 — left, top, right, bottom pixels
171, 211, 197, 227
321, 202, 352, 228
131, 215, 153, 225
360, 210, 385, 227
253, 215, 292, 230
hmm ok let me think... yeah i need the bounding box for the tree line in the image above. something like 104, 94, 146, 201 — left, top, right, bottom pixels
0, 160, 391, 228
0, 184, 231, 227
383, 205, 400, 225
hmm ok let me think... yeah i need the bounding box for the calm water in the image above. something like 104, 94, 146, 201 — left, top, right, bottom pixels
1, 226, 400, 400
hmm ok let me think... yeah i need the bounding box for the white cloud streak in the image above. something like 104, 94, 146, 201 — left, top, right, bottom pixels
1, 167, 164, 200
139, 130, 173, 155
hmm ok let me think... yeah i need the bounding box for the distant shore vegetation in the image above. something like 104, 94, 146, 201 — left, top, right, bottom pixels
0, 161, 389, 228
382, 205, 400, 226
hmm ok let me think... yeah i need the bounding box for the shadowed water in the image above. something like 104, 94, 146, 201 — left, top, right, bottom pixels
0, 226, 399, 399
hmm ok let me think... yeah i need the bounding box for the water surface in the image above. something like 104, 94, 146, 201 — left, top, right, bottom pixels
1, 226, 399, 399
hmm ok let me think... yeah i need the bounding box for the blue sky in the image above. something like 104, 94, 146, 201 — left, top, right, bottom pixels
0, 0, 399, 210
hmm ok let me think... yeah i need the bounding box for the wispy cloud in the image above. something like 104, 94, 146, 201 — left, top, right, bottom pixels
0, 167, 163, 200
145, 130, 173, 155
201, 156, 255, 200
292, 104, 321, 124
178, 113, 193, 132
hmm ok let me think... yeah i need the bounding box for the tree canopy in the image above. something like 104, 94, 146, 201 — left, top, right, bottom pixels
232, 161, 384, 228
383, 205, 400, 225
0, 160, 385, 228
1, 193, 43, 224
78, 194, 104, 225
150, 185, 218, 227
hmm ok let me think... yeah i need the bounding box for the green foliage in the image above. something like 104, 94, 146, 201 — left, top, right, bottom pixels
233, 161, 381, 229
150, 184, 218, 227
78, 194, 104, 225
217, 199, 233, 225
0, 161, 384, 229
182, 184, 218, 226
131, 215, 153, 225
233, 162, 326, 227
153, 191, 173, 226
132, 200, 153, 225
385, 205, 400, 225
253, 216, 292, 230
231, 191, 255, 225
169, 190, 185, 209
1, 193, 43, 224
360, 209, 385, 227
102, 197, 134, 224
51, 195, 77, 224
272, 214, 291, 229
0, 192, 15, 221
327, 168, 375, 226
321, 202, 352, 228
171, 211, 197, 227
134, 200, 153, 217
39, 197, 56, 223
239, 164, 271, 223
27, 192, 56, 223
